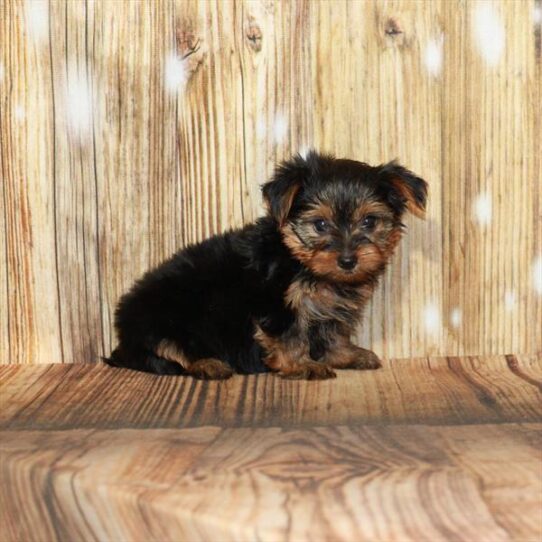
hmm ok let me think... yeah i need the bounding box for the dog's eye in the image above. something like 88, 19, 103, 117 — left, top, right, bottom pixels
361, 215, 377, 229
313, 219, 328, 233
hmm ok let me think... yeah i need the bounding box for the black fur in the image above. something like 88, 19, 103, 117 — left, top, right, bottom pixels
107, 218, 300, 374
106, 151, 427, 377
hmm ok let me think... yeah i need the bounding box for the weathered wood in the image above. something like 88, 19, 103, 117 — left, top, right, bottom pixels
1, 424, 540, 542
441, 0, 542, 356
0, 355, 540, 430
1, 0, 541, 365
1, 0, 63, 364
312, 0, 446, 358
1, 355, 541, 541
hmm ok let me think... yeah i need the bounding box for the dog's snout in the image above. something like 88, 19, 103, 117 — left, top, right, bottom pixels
337, 254, 357, 271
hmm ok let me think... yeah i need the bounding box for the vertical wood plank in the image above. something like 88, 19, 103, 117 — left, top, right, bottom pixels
442, 0, 542, 356
46, 0, 103, 362
1, 0, 540, 364
1, 0, 63, 364
238, 0, 315, 219
174, 0, 246, 244
91, 1, 176, 355
312, 0, 444, 358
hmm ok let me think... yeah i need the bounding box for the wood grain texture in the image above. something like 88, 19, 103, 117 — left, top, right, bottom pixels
312, 0, 446, 357
1, 355, 541, 541
0, 355, 540, 431
1, 0, 541, 364
2, 425, 540, 542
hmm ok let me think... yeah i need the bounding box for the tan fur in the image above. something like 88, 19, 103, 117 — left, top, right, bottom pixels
254, 325, 336, 379
352, 201, 391, 223
384, 226, 404, 255
264, 183, 302, 226
281, 223, 315, 263
312, 247, 384, 283
155, 339, 189, 369
279, 360, 337, 379
390, 178, 426, 218
308, 250, 346, 279
260, 191, 404, 380
254, 325, 307, 371
324, 334, 381, 369
354, 245, 385, 271
303, 201, 336, 223
187, 358, 233, 380
283, 223, 385, 284
155, 340, 233, 379
286, 279, 364, 328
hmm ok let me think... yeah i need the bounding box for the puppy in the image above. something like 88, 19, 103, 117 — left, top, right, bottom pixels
105, 151, 427, 380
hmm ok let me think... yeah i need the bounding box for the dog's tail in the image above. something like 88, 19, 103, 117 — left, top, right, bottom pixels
102, 347, 187, 376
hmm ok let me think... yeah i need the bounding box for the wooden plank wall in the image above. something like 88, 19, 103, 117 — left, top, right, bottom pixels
1, 0, 540, 364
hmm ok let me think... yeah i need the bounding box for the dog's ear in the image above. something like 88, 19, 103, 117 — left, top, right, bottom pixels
377, 161, 428, 218
262, 153, 313, 225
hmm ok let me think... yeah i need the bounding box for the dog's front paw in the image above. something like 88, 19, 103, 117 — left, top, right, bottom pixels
278, 360, 337, 380
349, 348, 382, 370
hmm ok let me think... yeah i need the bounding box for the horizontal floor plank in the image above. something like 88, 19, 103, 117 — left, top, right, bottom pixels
1, 423, 541, 542
1, 355, 541, 541
0, 355, 540, 430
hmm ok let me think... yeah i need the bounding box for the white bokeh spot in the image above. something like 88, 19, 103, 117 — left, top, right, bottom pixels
472, 3, 505, 67
273, 113, 288, 145
472, 192, 492, 227
165, 52, 188, 94
423, 302, 441, 336
450, 308, 462, 328
423, 35, 444, 77
25, 0, 49, 42
65, 62, 93, 139
504, 290, 516, 312
256, 119, 267, 140
14, 105, 25, 121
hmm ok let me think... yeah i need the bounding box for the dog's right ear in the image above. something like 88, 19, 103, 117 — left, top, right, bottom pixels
376, 161, 428, 219
262, 153, 313, 226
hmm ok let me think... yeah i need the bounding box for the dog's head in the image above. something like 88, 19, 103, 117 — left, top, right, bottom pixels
262, 151, 428, 283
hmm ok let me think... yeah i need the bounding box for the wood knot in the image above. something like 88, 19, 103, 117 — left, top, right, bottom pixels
246, 22, 263, 52
385, 17, 403, 37
175, 26, 205, 80
176, 27, 200, 56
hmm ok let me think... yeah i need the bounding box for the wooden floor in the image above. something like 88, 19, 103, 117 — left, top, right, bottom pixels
1, 355, 541, 542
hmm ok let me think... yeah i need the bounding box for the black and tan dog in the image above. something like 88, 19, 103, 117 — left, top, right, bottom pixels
106, 151, 427, 380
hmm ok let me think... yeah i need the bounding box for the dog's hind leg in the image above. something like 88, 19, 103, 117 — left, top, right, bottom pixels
106, 339, 234, 379
185, 358, 234, 380
156, 340, 234, 379
104, 344, 187, 375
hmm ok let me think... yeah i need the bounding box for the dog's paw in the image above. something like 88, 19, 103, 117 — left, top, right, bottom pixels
349, 348, 382, 370
189, 358, 234, 380
278, 361, 337, 380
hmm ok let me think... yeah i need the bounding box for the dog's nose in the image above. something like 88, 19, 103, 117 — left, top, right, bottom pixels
337, 255, 357, 271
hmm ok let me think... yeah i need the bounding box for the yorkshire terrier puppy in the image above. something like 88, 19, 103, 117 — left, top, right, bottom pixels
106, 151, 427, 380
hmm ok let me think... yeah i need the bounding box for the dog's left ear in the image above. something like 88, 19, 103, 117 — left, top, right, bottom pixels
262, 154, 312, 226
377, 161, 428, 218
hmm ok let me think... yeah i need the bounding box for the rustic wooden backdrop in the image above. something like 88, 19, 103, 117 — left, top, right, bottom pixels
1, 0, 540, 365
